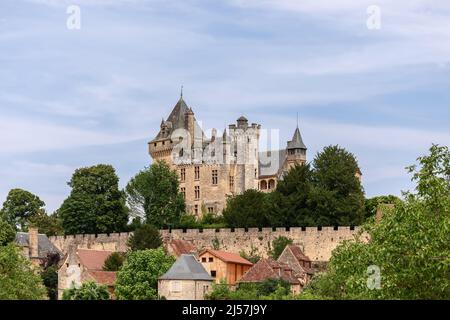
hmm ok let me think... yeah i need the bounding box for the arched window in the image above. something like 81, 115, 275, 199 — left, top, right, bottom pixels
268, 179, 275, 189
260, 180, 267, 190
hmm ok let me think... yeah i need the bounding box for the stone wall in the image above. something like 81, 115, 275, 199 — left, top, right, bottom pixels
50, 226, 366, 262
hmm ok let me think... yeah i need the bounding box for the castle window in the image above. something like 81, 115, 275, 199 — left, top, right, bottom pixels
195, 166, 200, 180
179, 148, 184, 157
195, 186, 200, 200
208, 207, 214, 213
180, 168, 186, 182
229, 176, 234, 190
268, 179, 275, 190
162, 141, 165, 145
154, 143, 157, 147
212, 170, 218, 185
255, 168, 257, 178
260, 180, 267, 190
181, 187, 185, 199
194, 204, 199, 215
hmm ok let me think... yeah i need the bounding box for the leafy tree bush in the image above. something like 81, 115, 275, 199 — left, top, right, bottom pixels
59, 164, 129, 234
1, 189, 45, 230
309, 145, 365, 226
206, 279, 292, 300
269, 236, 293, 260
62, 281, 109, 300
0, 219, 15, 246
40, 266, 58, 300
0, 243, 47, 300
127, 224, 162, 251
304, 144, 450, 299
126, 161, 185, 229
115, 248, 175, 300
364, 195, 402, 220
239, 245, 261, 264
222, 189, 270, 227
103, 252, 126, 271
29, 210, 63, 236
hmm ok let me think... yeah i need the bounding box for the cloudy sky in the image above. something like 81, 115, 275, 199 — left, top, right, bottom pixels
1, 0, 449, 212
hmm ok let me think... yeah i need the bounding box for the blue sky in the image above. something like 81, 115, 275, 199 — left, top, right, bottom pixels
1, 0, 449, 212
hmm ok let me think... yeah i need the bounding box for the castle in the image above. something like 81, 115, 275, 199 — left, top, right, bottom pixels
148, 93, 307, 216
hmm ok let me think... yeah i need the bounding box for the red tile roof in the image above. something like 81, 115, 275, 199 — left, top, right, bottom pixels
283, 245, 314, 275
88, 271, 117, 286
239, 259, 300, 284
77, 249, 114, 270
199, 249, 253, 266
169, 239, 196, 256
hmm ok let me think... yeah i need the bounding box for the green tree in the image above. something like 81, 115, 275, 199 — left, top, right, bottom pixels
310, 145, 365, 226
364, 195, 402, 221
269, 236, 293, 260
269, 164, 313, 226
62, 281, 109, 300
1, 189, 45, 230
127, 224, 162, 251
29, 210, 63, 236
0, 218, 15, 246
103, 252, 126, 271
115, 248, 175, 300
305, 144, 450, 299
0, 243, 47, 299
59, 164, 129, 234
126, 161, 185, 228
222, 189, 270, 227
40, 266, 58, 300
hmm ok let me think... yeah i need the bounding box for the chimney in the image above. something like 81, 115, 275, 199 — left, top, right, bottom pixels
29, 227, 39, 258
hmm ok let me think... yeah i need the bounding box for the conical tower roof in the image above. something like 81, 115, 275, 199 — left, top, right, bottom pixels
287, 126, 307, 150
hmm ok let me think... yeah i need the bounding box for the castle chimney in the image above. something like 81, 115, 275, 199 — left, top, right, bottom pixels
29, 227, 39, 258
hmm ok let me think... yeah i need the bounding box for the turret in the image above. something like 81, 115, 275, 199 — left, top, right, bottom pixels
286, 125, 307, 166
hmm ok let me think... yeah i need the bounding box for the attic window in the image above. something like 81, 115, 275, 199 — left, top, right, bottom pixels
202, 257, 207, 262
209, 257, 213, 262
211, 270, 217, 278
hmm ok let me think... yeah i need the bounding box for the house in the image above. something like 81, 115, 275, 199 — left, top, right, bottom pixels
239, 258, 301, 294
198, 249, 253, 285
166, 239, 197, 257
158, 254, 213, 300
277, 245, 314, 287
57, 247, 117, 299
15, 227, 61, 266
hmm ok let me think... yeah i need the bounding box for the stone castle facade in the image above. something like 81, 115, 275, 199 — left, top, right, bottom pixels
148, 94, 307, 216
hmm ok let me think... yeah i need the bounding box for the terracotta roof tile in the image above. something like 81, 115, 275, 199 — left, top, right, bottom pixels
170, 239, 196, 256
199, 249, 253, 266
77, 249, 114, 270
88, 271, 117, 286
240, 259, 299, 284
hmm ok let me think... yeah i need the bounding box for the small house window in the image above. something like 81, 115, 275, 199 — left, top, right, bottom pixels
208, 257, 213, 262
211, 270, 217, 278
170, 281, 182, 293
202, 257, 207, 262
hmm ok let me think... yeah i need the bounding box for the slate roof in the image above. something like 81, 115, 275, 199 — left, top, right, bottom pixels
15, 232, 61, 259
239, 259, 300, 284
287, 127, 307, 150
151, 97, 205, 142
199, 249, 253, 266
159, 254, 213, 281
77, 249, 114, 270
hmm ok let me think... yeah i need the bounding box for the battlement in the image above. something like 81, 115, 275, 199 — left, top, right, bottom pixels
50, 226, 366, 262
